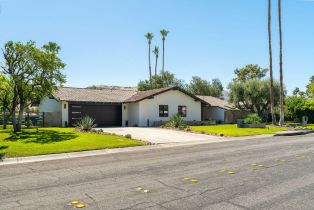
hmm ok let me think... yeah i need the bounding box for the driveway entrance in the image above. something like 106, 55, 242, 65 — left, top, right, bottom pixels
99, 127, 223, 144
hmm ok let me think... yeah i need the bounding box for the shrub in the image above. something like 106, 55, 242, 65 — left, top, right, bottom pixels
125, 134, 132, 139
165, 114, 186, 129
243, 114, 263, 125
75, 116, 96, 131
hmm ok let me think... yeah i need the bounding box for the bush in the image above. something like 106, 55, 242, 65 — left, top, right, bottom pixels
125, 134, 132, 139
75, 116, 96, 131
243, 114, 263, 125
165, 114, 186, 129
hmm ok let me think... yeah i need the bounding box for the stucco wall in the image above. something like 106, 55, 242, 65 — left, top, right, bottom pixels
39, 97, 62, 113
202, 106, 225, 122
127, 103, 140, 126
137, 90, 202, 127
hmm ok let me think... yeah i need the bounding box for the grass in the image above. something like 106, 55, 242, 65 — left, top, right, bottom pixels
190, 124, 287, 137
0, 127, 144, 158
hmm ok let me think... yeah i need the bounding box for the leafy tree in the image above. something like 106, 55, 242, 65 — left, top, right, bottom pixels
306, 76, 314, 98
145, 33, 154, 87
138, 71, 184, 91
1, 41, 66, 132
292, 87, 306, 97
228, 79, 281, 116
285, 95, 307, 122
234, 64, 268, 82
186, 76, 223, 98
0, 74, 13, 129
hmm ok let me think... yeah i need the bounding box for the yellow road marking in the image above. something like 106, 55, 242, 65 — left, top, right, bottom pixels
71, 201, 79, 204
76, 203, 85, 208
191, 179, 199, 182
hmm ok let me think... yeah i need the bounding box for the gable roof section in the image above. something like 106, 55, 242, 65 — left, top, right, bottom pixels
124, 86, 208, 103
53, 87, 137, 103
52, 86, 209, 104
196, 95, 239, 111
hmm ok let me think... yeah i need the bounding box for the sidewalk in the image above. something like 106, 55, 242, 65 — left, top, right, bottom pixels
0, 134, 274, 166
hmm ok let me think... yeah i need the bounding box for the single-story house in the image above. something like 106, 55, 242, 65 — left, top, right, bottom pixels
39, 86, 247, 127
196, 95, 249, 124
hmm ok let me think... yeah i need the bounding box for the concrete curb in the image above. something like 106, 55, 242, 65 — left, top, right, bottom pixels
0, 134, 275, 166
274, 130, 314, 136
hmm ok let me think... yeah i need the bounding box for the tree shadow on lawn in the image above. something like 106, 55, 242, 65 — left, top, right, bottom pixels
4, 130, 79, 144
0, 146, 8, 160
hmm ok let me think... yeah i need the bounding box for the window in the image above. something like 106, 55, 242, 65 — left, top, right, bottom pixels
178, 106, 187, 117
159, 105, 168, 117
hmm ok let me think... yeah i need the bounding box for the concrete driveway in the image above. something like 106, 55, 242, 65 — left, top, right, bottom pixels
99, 127, 223, 144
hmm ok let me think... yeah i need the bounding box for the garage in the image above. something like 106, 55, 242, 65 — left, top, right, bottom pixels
69, 103, 122, 127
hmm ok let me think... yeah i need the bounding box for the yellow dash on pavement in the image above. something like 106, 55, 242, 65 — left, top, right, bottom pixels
183, 177, 190, 181
143, 189, 150, 193
251, 163, 258, 166
228, 171, 235, 174
191, 179, 199, 182
218, 169, 227, 173
71, 201, 79, 204
76, 203, 85, 208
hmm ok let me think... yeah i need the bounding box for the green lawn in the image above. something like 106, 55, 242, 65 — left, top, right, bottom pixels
190, 124, 287, 137
0, 127, 144, 158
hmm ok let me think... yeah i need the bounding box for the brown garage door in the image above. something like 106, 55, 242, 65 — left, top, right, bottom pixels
69, 103, 122, 127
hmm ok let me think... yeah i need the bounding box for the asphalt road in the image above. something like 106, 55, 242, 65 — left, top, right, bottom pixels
1, 134, 314, 210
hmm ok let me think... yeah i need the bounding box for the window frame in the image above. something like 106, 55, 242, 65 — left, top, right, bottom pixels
178, 105, 187, 117
159, 105, 169, 117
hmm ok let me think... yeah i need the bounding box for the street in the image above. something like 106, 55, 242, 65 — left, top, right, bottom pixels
1, 134, 314, 210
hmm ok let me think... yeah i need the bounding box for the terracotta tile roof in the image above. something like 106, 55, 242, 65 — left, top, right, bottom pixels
53, 87, 137, 103
196, 95, 239, 111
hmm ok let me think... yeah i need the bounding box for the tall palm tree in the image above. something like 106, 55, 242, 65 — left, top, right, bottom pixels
268, 0, 276, 125
160, 29, 169, 76
152, 46, 159, 88
278, 0, 284, 126
145, 32, 154, 87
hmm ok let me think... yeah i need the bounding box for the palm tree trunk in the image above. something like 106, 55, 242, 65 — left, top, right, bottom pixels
268, 0, 276, 125
162, 38, 165, 83
278, 0, 284, 126
154, 55, 158, 88
148, 41, 152, 88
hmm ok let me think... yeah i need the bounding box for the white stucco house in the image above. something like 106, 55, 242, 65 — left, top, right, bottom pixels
39, 86, 246, 127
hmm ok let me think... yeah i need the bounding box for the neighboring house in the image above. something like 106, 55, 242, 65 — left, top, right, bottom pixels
196, 95, 249, 124
39, 86, 246, 127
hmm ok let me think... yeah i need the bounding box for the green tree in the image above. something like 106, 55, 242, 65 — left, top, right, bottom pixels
268, 0, 276, 125
228, 79, 281, 117
0, 74, 12, 129
144, 33, 154, 87
1, 41, 66, 132
234, 64, 268, 82
186, 76, 223, 98
152, 46, 159, 88
138, 71, 184, 91
160, 29, 169, 76
306, 76, 314, 98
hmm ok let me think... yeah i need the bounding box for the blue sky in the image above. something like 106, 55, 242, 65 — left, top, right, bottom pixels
0, 0, 313, 94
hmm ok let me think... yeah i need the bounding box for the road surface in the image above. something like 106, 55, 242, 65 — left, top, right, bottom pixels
1, 134, 314, 209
